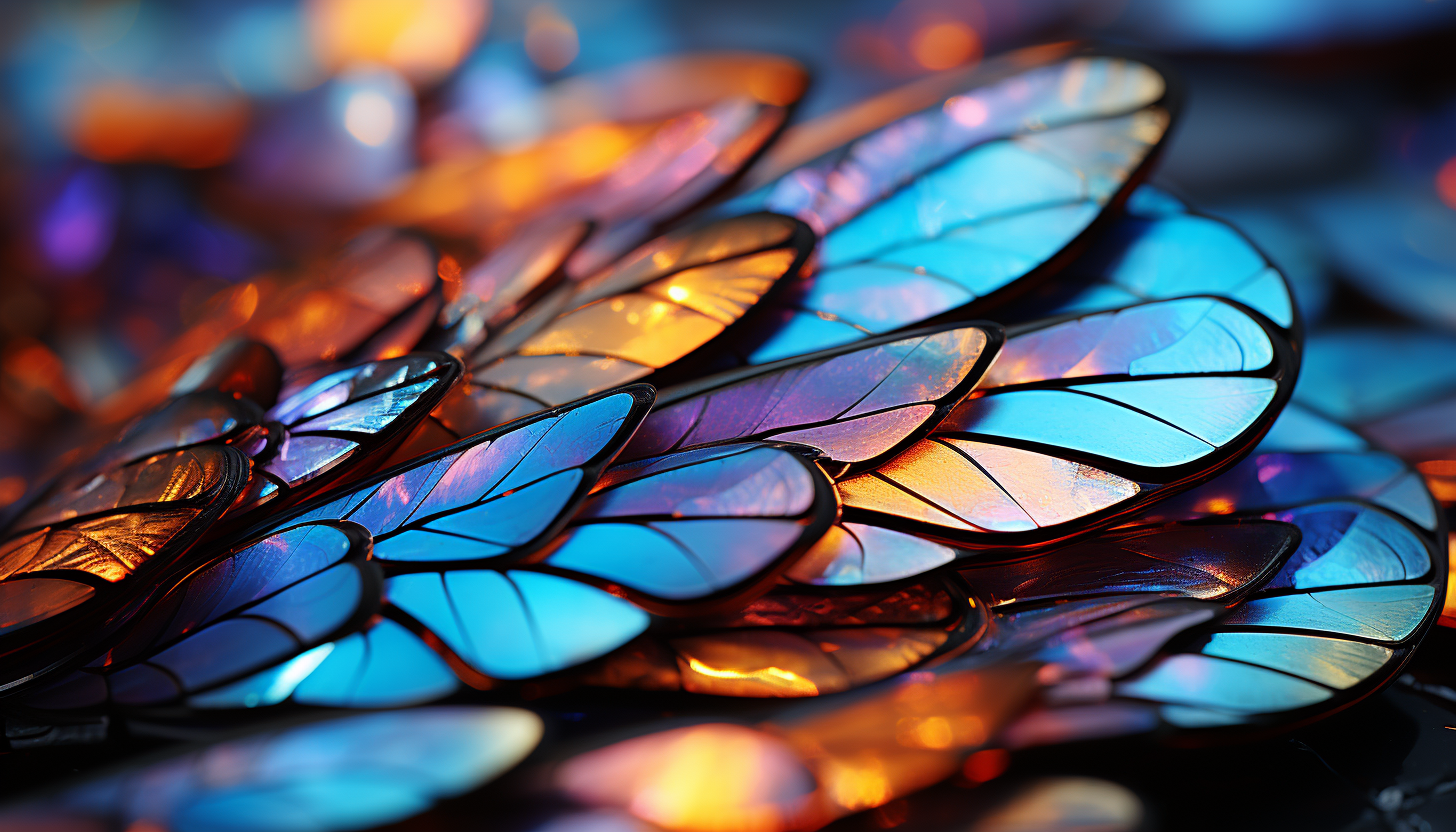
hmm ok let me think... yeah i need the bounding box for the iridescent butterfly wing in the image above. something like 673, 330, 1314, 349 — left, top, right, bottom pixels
1293, 327, 1456, 505
0, 707, 541, 830
0, 444, 249, 690
421, 213, 814, 444
44, 388, 656, 710
995, 406, 1444, 743
13, 520, 378, 711
717, 53, 1175, 366
117, 437, 834, 708
231, 352, 462, 515
619, 321, 1003, 475
1001, 184, 1298, 341
582, 498, 1298, 699
838, 296, 1296, 549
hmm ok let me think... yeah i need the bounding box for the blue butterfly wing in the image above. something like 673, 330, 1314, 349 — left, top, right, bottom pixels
836, 297, 1295, 547
234, 353, 462, 514
1006, 184, 1296, 335
723, 55, 1173, 366
17, 521, 377, 711
1, 707, 541, 831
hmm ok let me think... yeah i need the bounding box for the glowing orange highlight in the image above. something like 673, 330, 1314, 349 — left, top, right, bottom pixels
68, 82, 247, 168
307, 0, 489, 84
1438, 157, 1456, 210
556, 723, 816, 832
910, 21, 981, 71
1442, 534, 1456, 628
685, 656, 821, 696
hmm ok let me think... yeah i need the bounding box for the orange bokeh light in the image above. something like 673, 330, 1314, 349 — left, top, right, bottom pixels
1437, 157, 1456, 210
307, 0, 490, 84
909, 21, 981, 71
68, 82, 248, 168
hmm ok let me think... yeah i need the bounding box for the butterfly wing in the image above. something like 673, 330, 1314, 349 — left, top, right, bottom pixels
15, 520, 378, 710
0, 707, 541, 831
233, 352, 463, 514
837, 297, 1296, 548
0, 445, 250, 689
722, 54, 1174, 366
620, 322, 1002, 474
1003, 184, 1297, 338
428, 213, 814, 441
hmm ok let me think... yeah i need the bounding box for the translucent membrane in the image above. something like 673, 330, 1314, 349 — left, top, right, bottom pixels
0, 707, 542, 832
731, 56, 1170, 365
441, 214, 809, 438
624, 325, 995, 469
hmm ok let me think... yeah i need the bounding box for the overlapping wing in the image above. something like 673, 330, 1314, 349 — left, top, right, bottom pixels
0, 445, 249, 688
620, 323, 1001, 473
233, 353, 462, 513
0, 707, 541, 832
837, 297, 1295, 547
17, 521, 377, 710
428, 213, 814, 442
723, 55, 1173, 366
1005, 185, 1296, 336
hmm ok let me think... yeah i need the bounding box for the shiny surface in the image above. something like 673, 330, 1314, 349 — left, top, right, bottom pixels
22, 523, 367, 710
234, 353, 457, 513
1263, 503, 1430, 589
591, 628, 950, 697
439, 214, 809, 439
381, 53, 807, 246
623, 325, 995, 469
987, 298, 1274, 386
0, 707, 541, 832
199, 617, 460, 709
1020, 185, 1294, 329
201, 390, 664, 696
961, 521, 1295, 605
389, 569, 648, 680
297, 390, 644, 563
786, 521, 956, 586
1103, 495, 1441, 729
557, 723, 818, 832
731, 56, 1170, 365
1147, 450, 1440, 532
835, 297, 1288, 542
549, 444, 826, 602
15, 447, 230, 533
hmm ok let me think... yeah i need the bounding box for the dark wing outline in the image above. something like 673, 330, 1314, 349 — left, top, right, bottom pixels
525, 441, 840, 617
4, 519, 381, 715
240, 385, 657, 570
0, 445, 251, 694
624, 321, 1006, 477
841, 296, 1299, 551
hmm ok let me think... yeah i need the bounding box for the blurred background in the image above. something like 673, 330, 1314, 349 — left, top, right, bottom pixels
0, 0, 1452, 505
